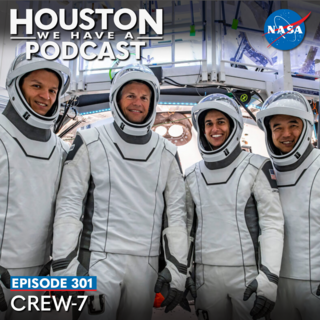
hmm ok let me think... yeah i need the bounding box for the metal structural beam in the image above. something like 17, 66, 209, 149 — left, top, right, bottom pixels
235, 1, 241, 20
207, 1, 217, 81
1, 0, 319, 107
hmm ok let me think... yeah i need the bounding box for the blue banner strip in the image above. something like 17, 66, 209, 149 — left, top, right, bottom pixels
10, 276, 97, 291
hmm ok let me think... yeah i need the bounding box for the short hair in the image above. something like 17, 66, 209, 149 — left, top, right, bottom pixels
19, 69, 62, 117
19, 68, 61, 90
117, 80, 152, 104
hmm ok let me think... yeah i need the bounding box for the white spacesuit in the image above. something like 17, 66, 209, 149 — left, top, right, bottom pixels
184, 94, 284, 320
51, 64, 188, 320
0, 53, 70, 319
256, 91, 320, 320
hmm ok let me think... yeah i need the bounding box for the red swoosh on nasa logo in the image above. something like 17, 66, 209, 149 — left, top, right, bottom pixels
263, 12, 311, 47
262, 12, 311, 36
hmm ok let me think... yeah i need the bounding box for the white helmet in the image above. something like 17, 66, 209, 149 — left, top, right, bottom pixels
192, 94, 244, 162
6, 53, 70, 130
256, 91, 314, 167
109, 64, 160, 136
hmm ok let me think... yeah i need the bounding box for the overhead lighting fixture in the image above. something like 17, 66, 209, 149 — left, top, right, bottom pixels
169, 125, 183, 137
158, 102, 197, 106
155, 126, 167, 136
79, 108, 111, 115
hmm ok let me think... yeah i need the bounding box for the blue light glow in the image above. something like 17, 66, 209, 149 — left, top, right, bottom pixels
79, 108, 111, 116
158, 102, 197, 106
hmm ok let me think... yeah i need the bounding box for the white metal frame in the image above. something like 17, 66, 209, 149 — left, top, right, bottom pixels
0, 1, 319, 104
49, 1, 320, 103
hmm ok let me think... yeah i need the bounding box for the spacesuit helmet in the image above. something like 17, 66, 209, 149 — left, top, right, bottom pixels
109, 64, 160, 136
256, 91, 314, 167
192, 94, 244, 162
6, 53, 71, 130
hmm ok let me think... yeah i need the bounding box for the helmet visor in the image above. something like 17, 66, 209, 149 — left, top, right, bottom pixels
262, 91, 310, 112
9, 53, 70, 95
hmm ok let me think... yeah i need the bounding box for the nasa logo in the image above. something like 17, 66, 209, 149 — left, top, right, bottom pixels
264, 9, 310, 50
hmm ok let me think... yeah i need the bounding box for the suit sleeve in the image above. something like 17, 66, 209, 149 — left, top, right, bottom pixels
252, 160, 284, 300
162, 153, 188, 291
51, 134, 91, 277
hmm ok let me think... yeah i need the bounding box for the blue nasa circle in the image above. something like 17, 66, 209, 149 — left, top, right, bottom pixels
264, 9, 306, 50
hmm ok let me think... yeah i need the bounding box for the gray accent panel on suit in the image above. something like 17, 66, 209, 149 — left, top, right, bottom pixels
164, 235, 187, 275
190, 204, 197, 238
12, 137, 56, 160
80, 176, 95, 250
162, 194, 168, 229
77, 262, 88, 276
66, 135, 83, 162
52, 230, 83, 272
2, 102, 51, 142
78, 248, 91, 272
201, 168, 236, 185
113, 121, 152, 144
274, 143, 313, 172
260, 264, 279, 285
52, 247, 78, 272
175, 152, 183, 174
204, 144, 242, 170
261, 160, 278, 189
244, 194, 260, 268
114, 143, 155, 161
187, 204, 197, 269
277, 169, 306, 188
187, 242, 194, 269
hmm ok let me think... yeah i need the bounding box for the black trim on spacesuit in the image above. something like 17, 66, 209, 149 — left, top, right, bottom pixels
187, 204, 197, 269
274, 143, 314, 172
77, 262, 89, 276
78, 249, 91, 274
260, 264, 279, 285
190, 204, 197, 239
261, 161, 278, 189
204, 144, 242, 170
175, 152, 183, 174
113, 122, 152, 144
114, 143, 155, 161
52, 245, 78, 272
201, 168, 237, 185
187, 243, 194, 269
164, 235, 187, 275
80, 176, 95, 250
244, 195, 259, 268
277, 169, 307, 188
12, 136, 56, 160
66, 135, 84, 162
78, 174, 95, 274
2, 102, 51, 142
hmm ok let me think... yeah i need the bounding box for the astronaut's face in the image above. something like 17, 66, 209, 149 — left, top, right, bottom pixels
204, 110, 231, 150
20, 69, 59, 116
269, 114, 303, 154
118, 82, 151, 124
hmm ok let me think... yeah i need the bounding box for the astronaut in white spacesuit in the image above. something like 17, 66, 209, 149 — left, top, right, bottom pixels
256, 91, 320, 320
183, 94, 284, 320
51, 64, 188, 320
0, 53, 70, 319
